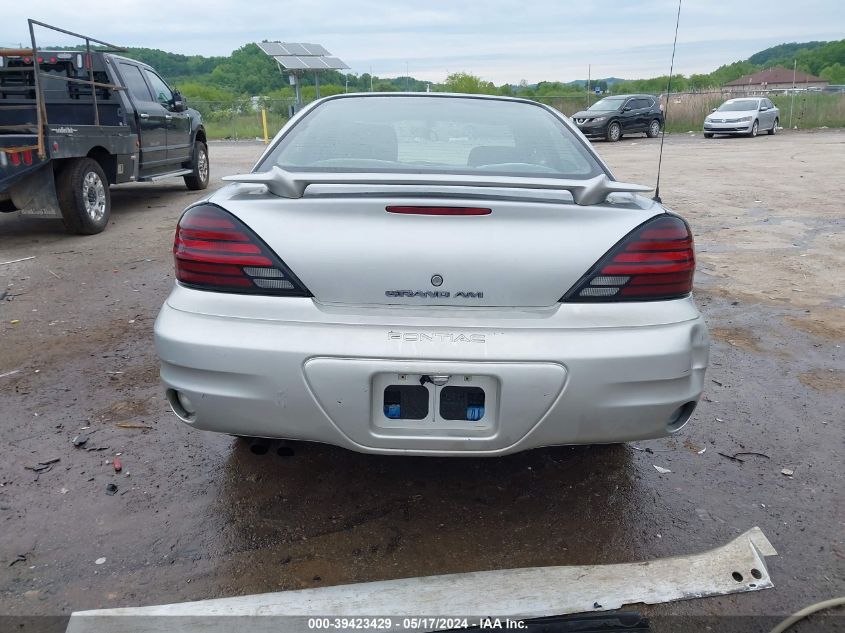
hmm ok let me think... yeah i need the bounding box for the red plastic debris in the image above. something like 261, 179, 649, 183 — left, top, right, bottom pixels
113, 457, 122, 473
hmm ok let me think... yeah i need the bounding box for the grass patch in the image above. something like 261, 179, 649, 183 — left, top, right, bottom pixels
203, 112, 289, 141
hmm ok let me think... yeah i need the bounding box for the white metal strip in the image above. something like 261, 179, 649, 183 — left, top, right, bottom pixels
66, 527, 777, 633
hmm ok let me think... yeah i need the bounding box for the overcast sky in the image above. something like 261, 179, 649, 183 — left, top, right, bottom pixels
2, 1, 842, 83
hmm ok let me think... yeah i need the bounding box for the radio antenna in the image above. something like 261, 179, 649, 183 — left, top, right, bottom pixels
653, 0, 683, 204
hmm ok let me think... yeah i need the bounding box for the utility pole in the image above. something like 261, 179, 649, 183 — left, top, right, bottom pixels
369, 65, 373, 92
405, 61, 409, 91
587, 64, 591, 107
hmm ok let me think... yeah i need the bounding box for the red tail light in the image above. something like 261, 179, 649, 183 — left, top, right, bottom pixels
174, 205, 310, 296
563, 215, 695, 302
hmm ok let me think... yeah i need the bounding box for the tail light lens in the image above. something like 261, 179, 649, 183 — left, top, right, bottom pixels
174, 204, 310, 296
563, 215, 695, 302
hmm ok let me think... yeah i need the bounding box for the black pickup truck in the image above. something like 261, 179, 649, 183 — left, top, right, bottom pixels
1, 24, 208, 234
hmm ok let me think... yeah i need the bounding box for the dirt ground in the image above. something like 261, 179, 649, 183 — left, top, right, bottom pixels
1, 131, 843, 632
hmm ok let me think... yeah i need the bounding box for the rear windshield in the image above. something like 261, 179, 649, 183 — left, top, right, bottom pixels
259, 96, 603, 179
717, 99, 759, 112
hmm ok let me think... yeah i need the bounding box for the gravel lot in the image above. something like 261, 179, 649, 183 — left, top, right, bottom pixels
0, 131, 843, 632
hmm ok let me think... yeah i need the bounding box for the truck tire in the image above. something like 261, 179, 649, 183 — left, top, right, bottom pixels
184, 141, 209, 191
56, 158, 111, 235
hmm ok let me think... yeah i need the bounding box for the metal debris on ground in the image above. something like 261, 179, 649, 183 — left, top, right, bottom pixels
25, 458, 60, 475
0, 369, 21, 379
94, 558, 106, 565
9, 554, 27, 567
0, 256, 36, 266
781, 468, 794, 476
71, 435, 89, 447
115, 423, 152, 430
653, 465, 672, 474
105, 483, 118, 496
719, 451, 771, 463
64, 528, 778, 632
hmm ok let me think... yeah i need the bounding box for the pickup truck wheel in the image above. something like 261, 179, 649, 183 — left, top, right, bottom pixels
0, 198, 17, 213
56, 158, 111, 235
184, 141, 209, 190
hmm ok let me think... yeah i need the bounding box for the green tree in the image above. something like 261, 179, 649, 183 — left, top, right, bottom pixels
442, 72, 496, 94
820, 63, 845, 84
175, 81, 238, 103
209, 43, 286, 95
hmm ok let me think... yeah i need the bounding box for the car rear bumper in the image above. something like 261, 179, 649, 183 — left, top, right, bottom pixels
154, 286, 710, 456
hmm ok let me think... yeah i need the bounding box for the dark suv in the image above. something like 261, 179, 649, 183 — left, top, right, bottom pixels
571, 94, 664, 142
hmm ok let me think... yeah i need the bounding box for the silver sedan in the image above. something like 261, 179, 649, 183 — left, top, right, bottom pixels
704, 97, 780, 138
154, 93, 709, 456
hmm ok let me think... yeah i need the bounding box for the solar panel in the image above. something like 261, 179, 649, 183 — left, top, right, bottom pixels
301, 43, 331, 56
280, 42, 309, 56
321, 57, 349, 70
301, 58, 327, 70
273, 56, 309, 70
257, 42, 287, 56
260, 41, 348, 73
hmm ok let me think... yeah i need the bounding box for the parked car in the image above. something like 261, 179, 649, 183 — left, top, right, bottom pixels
703, 98, 779, 138
154, 93, 709, 456
571, 94, 664, 142
0, 22, 208, 234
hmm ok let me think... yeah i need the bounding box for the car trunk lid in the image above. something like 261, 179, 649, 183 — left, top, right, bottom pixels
212, 183, 662, 307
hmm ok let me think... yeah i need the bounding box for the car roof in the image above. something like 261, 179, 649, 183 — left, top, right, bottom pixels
105, 53, 156, 72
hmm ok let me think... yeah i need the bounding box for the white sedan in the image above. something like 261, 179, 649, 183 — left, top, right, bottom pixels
704, 97, 780, 138
154, 93, 709, 456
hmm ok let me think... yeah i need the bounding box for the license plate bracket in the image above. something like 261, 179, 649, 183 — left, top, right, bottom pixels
372, 372, 497, 432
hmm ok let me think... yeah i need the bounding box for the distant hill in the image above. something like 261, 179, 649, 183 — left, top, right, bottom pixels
748, 41, 827, 65
41, 38, 845, 98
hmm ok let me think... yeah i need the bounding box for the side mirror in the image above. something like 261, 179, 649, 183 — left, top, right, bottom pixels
711, 107, 717, 112
172, 91, 186, 112
622, 106, 632, 112
759, 106, 768, 111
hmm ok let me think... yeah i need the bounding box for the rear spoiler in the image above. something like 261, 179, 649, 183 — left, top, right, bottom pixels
222, 166, 653, 206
